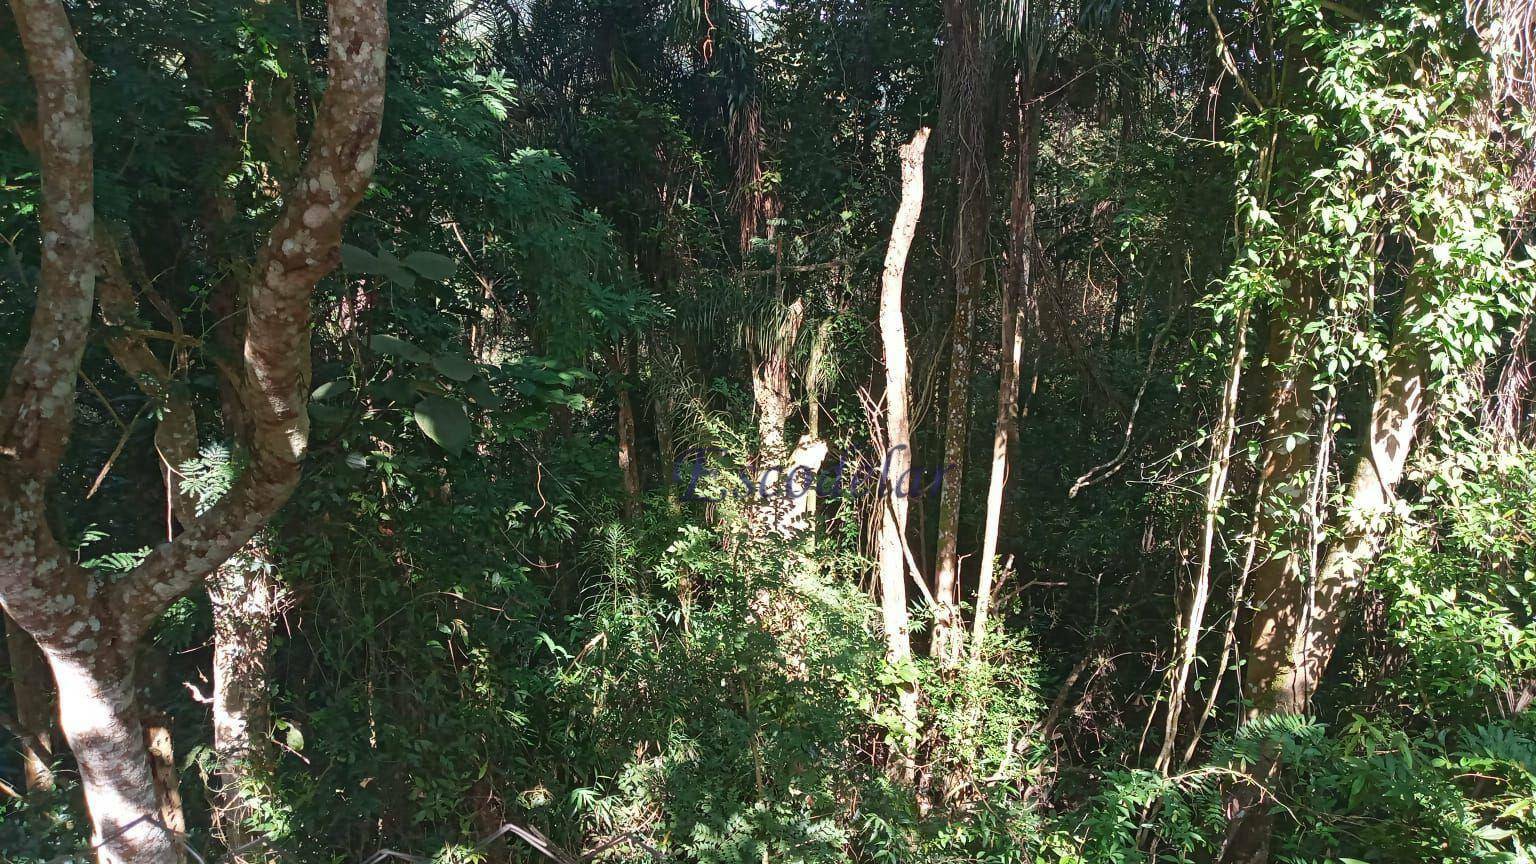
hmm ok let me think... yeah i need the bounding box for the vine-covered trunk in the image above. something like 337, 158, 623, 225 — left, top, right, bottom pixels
1240, 285, 1323, 722
876, 127, 930, 771
1225, 276, 1429, 864
931, 0, 991, 663
750, 298, 805, 458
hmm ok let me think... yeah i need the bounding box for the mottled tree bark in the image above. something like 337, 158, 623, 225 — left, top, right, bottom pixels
0, 2, 388, 861
931, 0, 992, 663
877, 127, 929, 771
143, 716, 186, 860
207, 553, 278, 860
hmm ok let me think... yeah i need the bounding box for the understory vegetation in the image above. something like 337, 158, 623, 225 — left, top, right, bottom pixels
1, 0, 1534, 862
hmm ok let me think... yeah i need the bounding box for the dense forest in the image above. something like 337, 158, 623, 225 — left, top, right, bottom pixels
1, 0, 1534, 861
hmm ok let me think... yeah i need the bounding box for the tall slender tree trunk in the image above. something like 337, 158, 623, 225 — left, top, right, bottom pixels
1153, 304, 1250, 775
972, 76, 1036, 662
877, 128, 931, 771
932, 0, 992, 663
5, 615, 54, 792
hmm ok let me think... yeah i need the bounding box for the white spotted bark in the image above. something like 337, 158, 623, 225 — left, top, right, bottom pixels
0, 2, 389, 861
208, 554, 278, 859
50, 651, 180, 863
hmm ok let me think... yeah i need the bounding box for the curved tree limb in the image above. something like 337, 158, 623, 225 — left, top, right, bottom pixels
110, 0, 389, 639
0, 0, 97, 645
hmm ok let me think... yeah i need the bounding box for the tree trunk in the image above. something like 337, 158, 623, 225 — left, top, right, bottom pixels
49, 651, 181, 863
1215, 287, 1321, 864
613, 343, 643, 520
1237, 283, 1324, 722
972, 76, 1036, 663
5, 615, 54, 792
143, 716, 186, 862
0, 4, 387, 863
1153, 304, 1250, 775
1490, 313, 1532, 443
750, 299, 806, 458
1224, 275, 1429, 864
208, 555, 278, 861
877, 127, 931, 771
1262, 310, 1426, 714
932, 0, 992, 663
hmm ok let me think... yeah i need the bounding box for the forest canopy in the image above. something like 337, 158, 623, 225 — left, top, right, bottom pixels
1, 0, 1534, 862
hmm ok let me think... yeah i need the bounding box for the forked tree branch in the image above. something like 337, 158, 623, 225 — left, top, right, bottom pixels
111, 0, 389, 638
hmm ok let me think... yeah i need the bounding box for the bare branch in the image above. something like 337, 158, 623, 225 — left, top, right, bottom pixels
95, 230, 201, 521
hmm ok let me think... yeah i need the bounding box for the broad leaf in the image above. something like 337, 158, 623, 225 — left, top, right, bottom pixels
370, 334, 428, 363
432, 353, 478, 382
414, 395, 471, 455
311, 380, 353, 402
403, 251, 457, 280
340, 243, 382, 274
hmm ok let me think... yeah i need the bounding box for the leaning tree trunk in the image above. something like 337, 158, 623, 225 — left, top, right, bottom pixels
877, 127, 931, 773
0, 2, 388, 861
931, 0, 992, 664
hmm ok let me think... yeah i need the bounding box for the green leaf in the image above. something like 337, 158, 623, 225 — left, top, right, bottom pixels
385, 267, 417, 289
414, 395, 471, 455
403, 251, 457, 280
432, 353, 478, 382
370, 378, 420, 405
370, 334, 428, 363
311, 380, 352, 402
464, 376, 504, 408
340, 243, 382, 274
